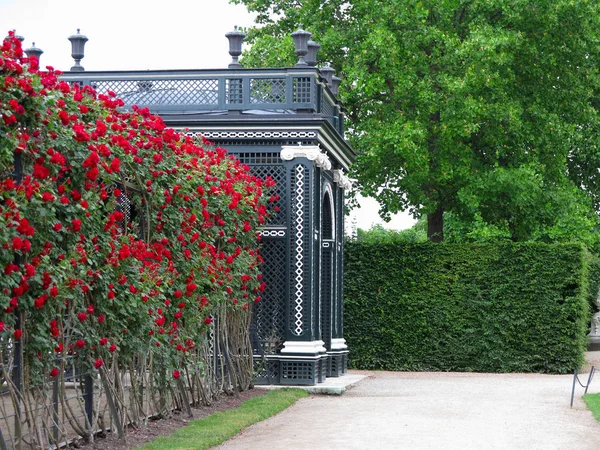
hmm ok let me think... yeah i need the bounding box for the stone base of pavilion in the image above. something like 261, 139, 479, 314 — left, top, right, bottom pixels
253, 349, 349, 386
254, 372, 367, 395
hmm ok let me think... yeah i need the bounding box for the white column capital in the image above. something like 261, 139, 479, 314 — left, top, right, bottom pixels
332, 169, 353, 190
281, 144, 332, 170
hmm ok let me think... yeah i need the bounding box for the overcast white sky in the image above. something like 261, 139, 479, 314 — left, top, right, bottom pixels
0, 0, 415, 231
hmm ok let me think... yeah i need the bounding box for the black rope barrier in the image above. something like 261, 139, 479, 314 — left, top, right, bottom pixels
570, 366, 596, 407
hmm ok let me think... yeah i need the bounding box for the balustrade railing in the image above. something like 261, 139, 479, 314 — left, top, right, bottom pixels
61, 68, 344, 135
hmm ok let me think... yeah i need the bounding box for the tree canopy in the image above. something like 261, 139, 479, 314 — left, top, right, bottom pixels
234, 0, 600, 243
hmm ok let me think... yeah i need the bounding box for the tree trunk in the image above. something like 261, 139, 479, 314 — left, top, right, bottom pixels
427, 205, 444, 242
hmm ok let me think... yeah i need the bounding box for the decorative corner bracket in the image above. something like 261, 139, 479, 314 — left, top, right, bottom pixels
281, 144, 332, 170
333, 169, 352, 190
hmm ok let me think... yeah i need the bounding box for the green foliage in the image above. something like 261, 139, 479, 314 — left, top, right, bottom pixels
233, 0, 600, 241
344, 242, 591, 373
240, 35, 295, 68
355, 221, 427, 244
140, 389, 308, 450
586, 253, 600, 312
583, 393, 600, 423
447, 166, 600, 246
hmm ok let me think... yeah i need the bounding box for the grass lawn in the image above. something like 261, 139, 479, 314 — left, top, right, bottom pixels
583, 393, 600, 422
138, 388, 308, 450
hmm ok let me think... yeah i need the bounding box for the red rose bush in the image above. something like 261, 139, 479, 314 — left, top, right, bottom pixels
0, 32, 272, 446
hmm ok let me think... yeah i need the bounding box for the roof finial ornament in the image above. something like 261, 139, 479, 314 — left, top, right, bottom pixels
291, 25, 311, 67
68, 28, 88, 72
25, 41, 44, 63
225, 25, 246, 68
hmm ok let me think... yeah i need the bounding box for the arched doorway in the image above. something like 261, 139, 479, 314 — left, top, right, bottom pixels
320, 184, 335, 355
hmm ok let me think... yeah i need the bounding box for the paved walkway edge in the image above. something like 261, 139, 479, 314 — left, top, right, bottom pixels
254, 373, 369, 395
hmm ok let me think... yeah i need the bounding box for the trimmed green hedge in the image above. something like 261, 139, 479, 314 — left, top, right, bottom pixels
344, 243, 591, 374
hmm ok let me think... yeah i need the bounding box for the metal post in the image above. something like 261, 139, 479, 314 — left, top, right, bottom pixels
584, 366, 596, 395
570, 369, 577, 407
52, 375, 59, 444
84, 375, 94, 431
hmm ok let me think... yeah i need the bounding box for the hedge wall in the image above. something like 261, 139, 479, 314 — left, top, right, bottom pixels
344, 243, 591, 374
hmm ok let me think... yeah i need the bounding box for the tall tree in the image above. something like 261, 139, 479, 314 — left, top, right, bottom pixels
234, 0, 600, 242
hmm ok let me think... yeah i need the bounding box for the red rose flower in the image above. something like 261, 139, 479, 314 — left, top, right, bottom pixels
94, 359, 103, 369
34, 294, 47, 309
50, 367, 59, 377
75, 339, 85, 349
41, 192, 55, 202
110, 158, 121, 172
173, 370, 181, 379
71, 219, 81, 232
11, 237, 23, 250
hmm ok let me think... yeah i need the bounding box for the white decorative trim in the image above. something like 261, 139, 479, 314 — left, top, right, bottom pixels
281, 144, 332, 170
281, 340, 327, 355
333, 169, 352, 190
254, 354, 324, 360
186, 130, 317, 140
260, 229, 286, 237
323, 183, 335, 240
330, 338, 348, 351
293, 165, 305, 336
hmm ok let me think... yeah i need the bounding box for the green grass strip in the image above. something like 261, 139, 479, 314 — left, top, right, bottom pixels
139, 388, 308, 450
583, 392, 600, 422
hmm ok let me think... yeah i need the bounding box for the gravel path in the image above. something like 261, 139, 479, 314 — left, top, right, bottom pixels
218, 354, 600, 449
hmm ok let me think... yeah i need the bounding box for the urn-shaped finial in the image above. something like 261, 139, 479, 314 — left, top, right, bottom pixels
320, 63, 335, 86
291, 25, 312, 67
25, 42, 44, 63
225, 25, 246, 68
306, 40, 321, 67
331, 75, 341, 95
68, 29, 88, 72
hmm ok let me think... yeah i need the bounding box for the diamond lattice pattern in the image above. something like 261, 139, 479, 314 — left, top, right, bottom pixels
255, 239, 286, 353
250, 78, 286, 104
89, 79, 219, 105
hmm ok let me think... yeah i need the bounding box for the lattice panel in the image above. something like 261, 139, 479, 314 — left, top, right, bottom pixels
329, 354, 343, 377
250, 78, 286, 104
290, 164, 310, 336
253, 359, 280, 385
117, 190, 131, 229
280, 361, 317, 385
320, 95, 336, 128
293, 77, 311, 103
246, 164, 286, 226
236, 152, 281, 165
226, 78, 243, 104
90, 78, 219, 105
321, 247, 333, 349
255, 239, 286, 354
319, 357, 328, 383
